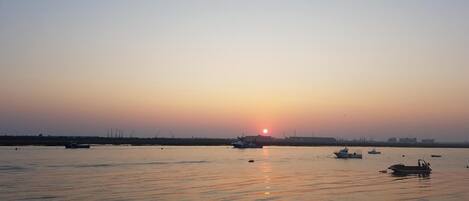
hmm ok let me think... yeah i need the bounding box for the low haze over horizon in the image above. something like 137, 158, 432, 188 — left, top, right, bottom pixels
1, 0, 469, 141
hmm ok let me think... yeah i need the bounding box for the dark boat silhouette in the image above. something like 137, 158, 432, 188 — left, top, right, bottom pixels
65, 142, 90, 149
431, 154, 442, 157
368, 148, 381, 154
388, 159, 431, 174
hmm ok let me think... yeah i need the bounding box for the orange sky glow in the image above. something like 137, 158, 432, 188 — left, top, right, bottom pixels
1, 1, 469, 141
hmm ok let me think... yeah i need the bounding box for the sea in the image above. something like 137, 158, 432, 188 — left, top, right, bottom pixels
1, 146, 469, 201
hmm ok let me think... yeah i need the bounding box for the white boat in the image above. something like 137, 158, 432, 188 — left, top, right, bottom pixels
334, 147, 362, 159
232, 139, 262, 148
368, 148, 381, 154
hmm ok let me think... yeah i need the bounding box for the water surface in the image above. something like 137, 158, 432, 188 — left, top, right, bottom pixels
1, 146, 469, 200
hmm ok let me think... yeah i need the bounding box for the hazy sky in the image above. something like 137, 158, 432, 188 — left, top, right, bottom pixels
1, 0, 469, 141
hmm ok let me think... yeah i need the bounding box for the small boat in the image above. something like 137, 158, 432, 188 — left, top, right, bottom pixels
65, 142, 90, 149
334, 147, 362, 159
368, 148, 381, 154
388, 159, 431, 174
232, 139, 262, 148
431, 154, 442, 158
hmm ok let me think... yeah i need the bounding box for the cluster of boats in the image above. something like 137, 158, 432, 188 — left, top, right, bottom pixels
65, 138, 446, 176
230, 139, 440, 175
59, 135, 466, 175
333, 147, 433, 175
232, 140, 426, 173
62, 139, 437, 176
333, 147, 381, 159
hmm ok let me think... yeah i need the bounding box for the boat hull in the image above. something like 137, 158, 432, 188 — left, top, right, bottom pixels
388, 164, 431, 174
334, 152, 362, 159
65, 144, 90, 149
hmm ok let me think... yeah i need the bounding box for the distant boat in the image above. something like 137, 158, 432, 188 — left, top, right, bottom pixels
388, 159, 431, 174
431, 154, 442, 158
232, 139, 262, 149
334, 147, 362, 159
65, 142, 90, 149
368, 148, 381, 154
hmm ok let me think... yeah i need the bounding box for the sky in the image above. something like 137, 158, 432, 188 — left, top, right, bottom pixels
1, 0, 469, 141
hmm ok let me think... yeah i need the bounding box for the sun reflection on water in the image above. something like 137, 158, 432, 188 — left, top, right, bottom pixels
260, 148, 272, 196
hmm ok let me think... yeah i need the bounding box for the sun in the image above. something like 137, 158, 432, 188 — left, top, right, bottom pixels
262, 128, 269, 134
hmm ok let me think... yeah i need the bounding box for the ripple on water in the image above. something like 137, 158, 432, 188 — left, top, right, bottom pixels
0, 165, 27, 172
17, 196, 59, 200
46, 160, 209, 168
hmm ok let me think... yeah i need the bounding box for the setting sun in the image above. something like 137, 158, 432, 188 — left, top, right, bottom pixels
262, 128, 269, 134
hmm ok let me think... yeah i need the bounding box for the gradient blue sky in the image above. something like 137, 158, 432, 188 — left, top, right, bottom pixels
1, 0, 469, 141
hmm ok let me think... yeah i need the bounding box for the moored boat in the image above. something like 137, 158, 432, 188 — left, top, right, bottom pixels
388, 159, 431, 174
368, 148, 381, 154
431, 154, 442, 158
334, 147, 362, 159
65, 142, 90, 149
232, 138, 262, 148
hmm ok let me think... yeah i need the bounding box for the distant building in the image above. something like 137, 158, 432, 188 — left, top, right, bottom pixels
286, 136, 337, 144
388, 137, 397, 143
399, 138, 417, 143
421, 139, 435, 143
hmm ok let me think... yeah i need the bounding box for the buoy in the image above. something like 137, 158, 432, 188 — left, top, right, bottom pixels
248, 160, 255, 163
402, 154, 405, 157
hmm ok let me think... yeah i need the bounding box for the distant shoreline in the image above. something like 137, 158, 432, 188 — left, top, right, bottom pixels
2, 135, 469, 148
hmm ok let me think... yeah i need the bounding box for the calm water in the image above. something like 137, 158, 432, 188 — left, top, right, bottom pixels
1, 146, 469, 201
